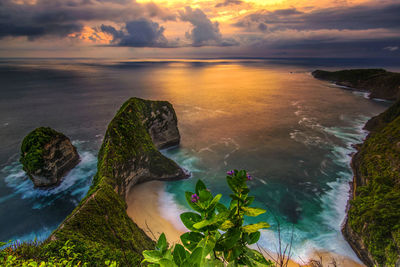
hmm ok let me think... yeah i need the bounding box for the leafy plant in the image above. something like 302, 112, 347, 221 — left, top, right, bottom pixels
142, 169, 273, 266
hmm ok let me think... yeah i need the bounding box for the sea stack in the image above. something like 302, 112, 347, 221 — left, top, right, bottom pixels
20, 127, 80, 187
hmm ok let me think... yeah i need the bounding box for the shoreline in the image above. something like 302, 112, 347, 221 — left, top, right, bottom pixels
126, 181, 365, 267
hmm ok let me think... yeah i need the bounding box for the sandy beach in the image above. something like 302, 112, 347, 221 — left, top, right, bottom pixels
126, 181, 365, 267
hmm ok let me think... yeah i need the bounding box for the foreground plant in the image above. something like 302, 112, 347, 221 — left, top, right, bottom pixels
142, 169, 273, 266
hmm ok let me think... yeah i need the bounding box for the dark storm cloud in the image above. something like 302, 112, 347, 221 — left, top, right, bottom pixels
240, 31, 400, 58
215, 0, 243, 8
179, 7, 238, 47
101, 19, 168, 47
0, 0, 175, 39
234, 2, 400, 32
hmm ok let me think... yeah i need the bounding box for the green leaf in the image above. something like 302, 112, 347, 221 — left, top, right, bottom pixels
227, 176, 239, 193
242, 207, 266, 217
180, 232, 204, 251
246, 231, 261, 245
244, 247, 271, 265
172, 244, 187, 266
142, 250, 163, 263
193, 216, 218, 229
242, 222, 270, 233
245, 196, 255, 206
156, 233, 168, 252
216, 229, 241, 250
208, 194, 222, 210
185, 192, 203, 212
187, 247, 203, 265
195, 180, 207, 195
241, 188, 250, 195
180, 212, 202, 231
216, 203, 228, 213
159, 259, 178, 267
220, 219, 234, 231
197, 234, 216, 260
229, 194, 245, 203
202, 259, 225, 267
199, 189, 213, 202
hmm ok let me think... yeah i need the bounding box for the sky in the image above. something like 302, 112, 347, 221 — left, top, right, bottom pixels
0, 0, 399, 58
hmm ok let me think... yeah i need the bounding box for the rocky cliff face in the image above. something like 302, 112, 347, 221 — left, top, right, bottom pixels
342, 101, 400, 266
312, 69, 400, 101
49, 98, 188, 266
20, 127, 80, 187
97, 97, 189, 199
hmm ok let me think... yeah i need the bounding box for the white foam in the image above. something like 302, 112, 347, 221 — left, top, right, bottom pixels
1, 144, 97, 209
158, 189, 189, 232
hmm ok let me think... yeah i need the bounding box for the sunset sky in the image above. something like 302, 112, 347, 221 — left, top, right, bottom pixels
0, 0, 399, 58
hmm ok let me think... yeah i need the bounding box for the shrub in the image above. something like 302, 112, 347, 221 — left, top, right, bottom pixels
142, 169, 273, 266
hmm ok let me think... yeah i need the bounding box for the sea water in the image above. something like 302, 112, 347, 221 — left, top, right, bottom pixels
0, 58, 394, 261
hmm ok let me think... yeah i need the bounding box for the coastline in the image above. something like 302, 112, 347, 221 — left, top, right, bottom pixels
126, 181, 365, 267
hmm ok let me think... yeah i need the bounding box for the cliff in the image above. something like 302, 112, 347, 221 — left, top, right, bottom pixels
312, 69, 400, 101
20, 127, 80, 187
36, 98, 189, 265
342, 102, 400, 266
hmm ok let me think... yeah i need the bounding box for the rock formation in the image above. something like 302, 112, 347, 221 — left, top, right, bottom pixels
312, 69, 400, 101
48, 97, 189, 266
20, 127, 80, 187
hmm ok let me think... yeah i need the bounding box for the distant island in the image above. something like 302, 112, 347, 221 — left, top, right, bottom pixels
314, 69, 400, 266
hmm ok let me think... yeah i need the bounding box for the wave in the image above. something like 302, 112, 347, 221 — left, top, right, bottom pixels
0, 142, 97, 210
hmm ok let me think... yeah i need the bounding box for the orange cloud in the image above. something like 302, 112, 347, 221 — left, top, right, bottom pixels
68, 26, 114, 44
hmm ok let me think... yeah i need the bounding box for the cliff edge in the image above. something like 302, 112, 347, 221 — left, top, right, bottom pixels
343, 101, 400, 266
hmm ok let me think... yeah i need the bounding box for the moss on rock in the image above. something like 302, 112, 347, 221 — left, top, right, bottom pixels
20, 127, 62, 174
20, 127, 80, 187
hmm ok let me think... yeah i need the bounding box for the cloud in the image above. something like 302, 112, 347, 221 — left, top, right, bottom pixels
384, 46, 399, 52
179, 7, 238, 47
215, 0, 243, 8
101, 19, 168, 47
234, 2, 400, 32
0, 0, 175, 40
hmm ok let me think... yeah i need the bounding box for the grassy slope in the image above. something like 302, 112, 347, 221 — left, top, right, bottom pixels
348, 101, 400, 265
3, 98, 186, 266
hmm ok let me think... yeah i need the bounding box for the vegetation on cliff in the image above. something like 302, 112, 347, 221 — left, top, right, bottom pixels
313, 69, 400, 265
1, 98, 186, 266
20, 127, 63, 174
312, 69, 400, 101
20, 126, 80, 187
346, 101, 400, 266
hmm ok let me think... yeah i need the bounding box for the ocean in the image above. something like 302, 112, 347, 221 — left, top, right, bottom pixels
0, 58, 395, 262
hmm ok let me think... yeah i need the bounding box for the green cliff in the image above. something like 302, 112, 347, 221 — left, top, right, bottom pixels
313, 69, 400, 265
343, 100, 400, 266
4, 97, 188, 266
312, 69, 400, 101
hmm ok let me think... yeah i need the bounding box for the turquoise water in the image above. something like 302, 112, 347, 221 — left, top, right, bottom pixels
0, 59, 391, 261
